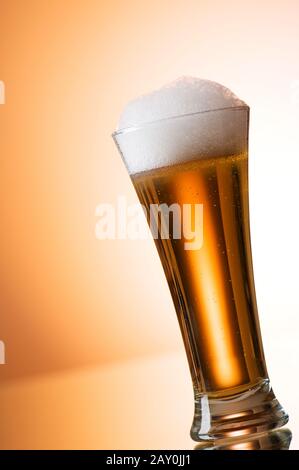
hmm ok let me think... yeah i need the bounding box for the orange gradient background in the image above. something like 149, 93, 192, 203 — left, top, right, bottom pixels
0, 0, 299, 449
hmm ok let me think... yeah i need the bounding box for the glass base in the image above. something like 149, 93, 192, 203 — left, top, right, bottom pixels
194, 428, 292, 450
191, 379, 289, 442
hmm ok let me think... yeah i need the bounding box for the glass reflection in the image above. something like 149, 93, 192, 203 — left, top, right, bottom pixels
194, 428, 292, 450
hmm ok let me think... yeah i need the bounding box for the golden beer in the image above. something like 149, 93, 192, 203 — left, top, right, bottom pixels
132, 152, 266, 394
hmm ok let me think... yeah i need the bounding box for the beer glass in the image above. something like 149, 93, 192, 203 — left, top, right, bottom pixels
112, 106, 288, 441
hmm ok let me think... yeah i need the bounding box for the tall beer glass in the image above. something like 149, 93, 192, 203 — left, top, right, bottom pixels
113, 104, 288, 441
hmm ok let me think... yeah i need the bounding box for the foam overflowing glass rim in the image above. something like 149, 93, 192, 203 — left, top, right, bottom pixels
112, 104, 249, 138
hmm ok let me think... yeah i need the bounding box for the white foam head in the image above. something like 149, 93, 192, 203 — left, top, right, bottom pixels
114, 77, 249, 174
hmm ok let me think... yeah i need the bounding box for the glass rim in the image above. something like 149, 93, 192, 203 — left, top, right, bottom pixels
112, 105, 249, 139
